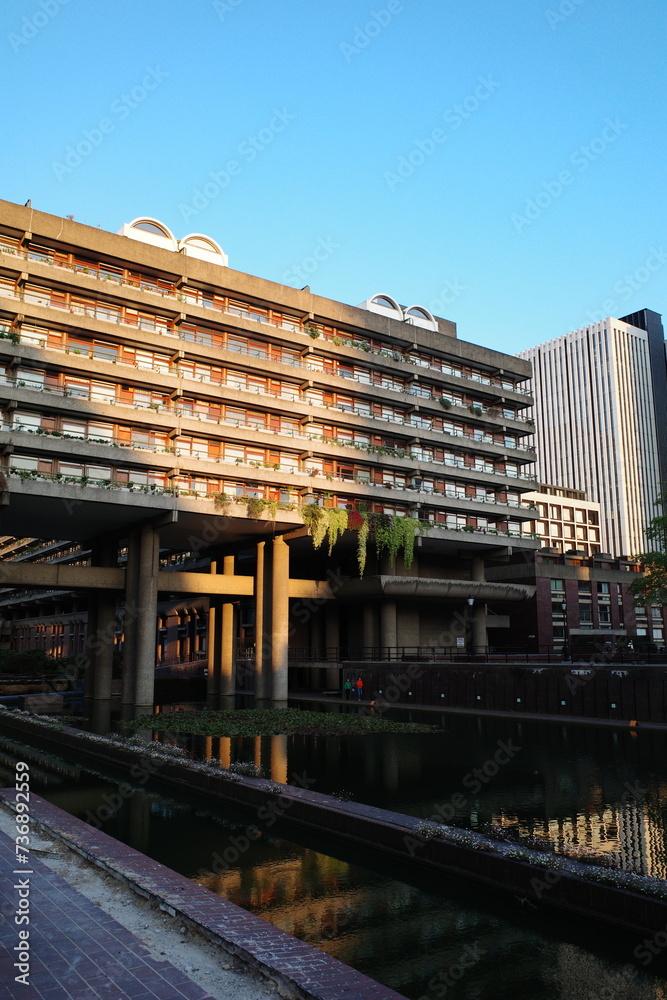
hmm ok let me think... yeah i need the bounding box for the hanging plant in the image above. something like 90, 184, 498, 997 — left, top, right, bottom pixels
369, 512, 393, 561
356, 517, 369, 577
396, 516, 419, 570
326, 508, 348, 555
301, 504, 327, 549
246, 497, 267, 519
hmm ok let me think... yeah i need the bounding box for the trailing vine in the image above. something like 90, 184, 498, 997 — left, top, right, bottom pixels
356, 518, 369, 576
301, 504, 328, 549
298, 504, 426, 576
246, 497, 267, 519
326, 508, 348, 555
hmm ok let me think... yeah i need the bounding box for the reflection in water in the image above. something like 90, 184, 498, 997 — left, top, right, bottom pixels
2, 734, 667, 999
154, 708, 667, 878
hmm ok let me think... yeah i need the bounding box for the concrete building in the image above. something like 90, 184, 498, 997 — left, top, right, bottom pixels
520, 483, 602, 557
518, 311, 667, 557
0, 199, 538, 711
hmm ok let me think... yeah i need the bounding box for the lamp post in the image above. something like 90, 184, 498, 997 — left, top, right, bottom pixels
466, 593, 475, 655
560, 600, 569, 661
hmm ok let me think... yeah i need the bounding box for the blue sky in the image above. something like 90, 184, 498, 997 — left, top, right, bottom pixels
1, 0, 665, 354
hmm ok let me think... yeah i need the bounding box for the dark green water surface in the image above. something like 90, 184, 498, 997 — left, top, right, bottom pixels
2, 709, 667, 998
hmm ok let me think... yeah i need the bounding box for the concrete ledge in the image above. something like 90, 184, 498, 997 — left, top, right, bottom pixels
0, 790, 406, 1000
3, 710, 667, 938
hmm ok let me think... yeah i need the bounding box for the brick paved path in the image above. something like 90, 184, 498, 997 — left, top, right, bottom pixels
0, 828, 216, 1000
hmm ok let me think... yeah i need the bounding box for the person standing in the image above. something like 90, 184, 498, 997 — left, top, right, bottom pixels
355, 676, 363, 700
344, 678, 352, 700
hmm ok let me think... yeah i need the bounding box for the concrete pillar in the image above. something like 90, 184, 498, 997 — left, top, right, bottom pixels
471, 557, 485, 582
310, 612, 324, 658
363, 604, 377, 657
206, 601, 222, 702
92, 593, 116, 701
85, 539, 117, 703
221, 554, 236, 697
325, 602, 339, 657
122, 529, 141, 707
83, 601, 97, 705
472, 604, 487, 653
324, 602, 340, 688
254, 541, 272, 700
271, 536, 290, 703
134, 523, 160, 711
380, 600, 397, 658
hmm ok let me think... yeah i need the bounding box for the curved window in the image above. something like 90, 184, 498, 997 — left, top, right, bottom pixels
406, 306, 431, 320
184, 236, 219, 253
133, 221, 171, 237
373, 295, 399, 310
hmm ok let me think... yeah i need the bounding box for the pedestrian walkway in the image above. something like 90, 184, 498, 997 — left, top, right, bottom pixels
0, 827, 216, 1000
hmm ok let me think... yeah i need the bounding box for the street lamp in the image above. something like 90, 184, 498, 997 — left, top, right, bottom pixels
466, 594, 475, 655
560, 600, 569, 661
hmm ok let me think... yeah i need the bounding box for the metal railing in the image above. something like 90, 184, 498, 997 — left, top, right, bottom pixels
285, 645, 667, 665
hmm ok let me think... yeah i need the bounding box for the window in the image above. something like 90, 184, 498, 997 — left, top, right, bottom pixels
550, 580, 565, 593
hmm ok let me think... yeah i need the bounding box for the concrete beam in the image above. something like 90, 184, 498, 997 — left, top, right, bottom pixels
0, 563, 125, 591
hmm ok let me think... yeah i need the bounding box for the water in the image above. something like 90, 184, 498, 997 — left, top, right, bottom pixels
2, 728, 667, 999
154, 704, 667, 877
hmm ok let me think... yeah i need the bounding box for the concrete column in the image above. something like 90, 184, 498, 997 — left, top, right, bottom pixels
380, 600, 398, 658
472, 604, 487, 653
83, 599, 98, 704
122, 529, 140, 708
471, 557, 485, 582
93, 592, 116, 701
206, 557, 220, 701
221, 554, 236, 697
310, 612, 324, 659
271, 536, 290, 703
134, 523, 160, 711
324, 602, 340, 688
254, 541, 272, 701
363, 604, 377, 657
206, 601, 221, 701
325, 602, 339, 657
85, 539, 117, 703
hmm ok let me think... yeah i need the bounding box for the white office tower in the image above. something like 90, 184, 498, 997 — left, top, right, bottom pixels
518, 309, 667, 557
